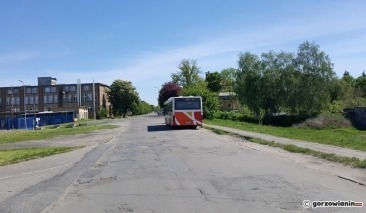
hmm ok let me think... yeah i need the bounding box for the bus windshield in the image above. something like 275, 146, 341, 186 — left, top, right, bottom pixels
174, 98, 201, 110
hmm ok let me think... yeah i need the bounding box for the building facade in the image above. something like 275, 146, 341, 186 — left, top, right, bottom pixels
219, 92, 239, 111
0, 77, 111, 127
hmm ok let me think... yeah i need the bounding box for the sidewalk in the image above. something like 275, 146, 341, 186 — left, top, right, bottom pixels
204, 124, 366, 160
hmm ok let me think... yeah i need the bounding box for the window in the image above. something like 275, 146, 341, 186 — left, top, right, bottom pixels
7, 89, 12, 95
48, 95, 53, 103
35, 96, 39, 104
25, 96, 29, 104
44, 95, 48, 104
15, 97, 20, 105
26, 88, 31, 94
54, 95, 58, 103
32, 87, 37, 93
83, 85, 89, 91
83, 93, 87, 102
64, 86, 69, 92
29, 96, 34, 104
6, 97, 10, 105
174, 98, 201, 110
13, 89, 19, 94
51, 87, 56, 93
45, 87, 51, 93
87, 93, 93, 101
73, 94, 78, 102
70, 86, 76, 92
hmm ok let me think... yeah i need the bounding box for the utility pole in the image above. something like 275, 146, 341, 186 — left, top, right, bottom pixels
63, 91, 68, 123
19, 80, 27, 130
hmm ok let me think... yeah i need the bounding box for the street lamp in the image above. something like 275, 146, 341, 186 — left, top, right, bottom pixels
19, 80, 27, 130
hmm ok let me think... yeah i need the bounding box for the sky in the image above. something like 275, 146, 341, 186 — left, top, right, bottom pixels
0, 0, 365, 105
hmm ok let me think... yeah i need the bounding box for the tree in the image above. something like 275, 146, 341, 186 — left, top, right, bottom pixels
260, 51, 296, 114
341, 70, 355, 86
356, 74, 366, 97
235, 52, 264, 121
205, 71, 222, 92
293, 41, 336, 114
171, 59, 202, 87
179, 80, 220, 120
221, 67, 237, 93
131, 100, 154, 115
108, 80, 140, 118
158, 82, 181, 108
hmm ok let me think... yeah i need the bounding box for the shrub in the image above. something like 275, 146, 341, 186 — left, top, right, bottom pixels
294, 114, 352, 129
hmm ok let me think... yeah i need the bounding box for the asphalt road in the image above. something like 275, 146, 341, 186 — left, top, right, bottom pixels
0, 115, 365, 212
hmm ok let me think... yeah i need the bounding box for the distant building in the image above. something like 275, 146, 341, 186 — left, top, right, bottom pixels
219, 92, 239, 111
0, 77, 111, 129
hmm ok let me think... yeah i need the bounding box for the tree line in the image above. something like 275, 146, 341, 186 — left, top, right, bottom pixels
108, 80, 155, 118
158, 41, 366, 122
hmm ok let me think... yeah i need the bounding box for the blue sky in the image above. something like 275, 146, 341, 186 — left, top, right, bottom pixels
1, 0, 365, 105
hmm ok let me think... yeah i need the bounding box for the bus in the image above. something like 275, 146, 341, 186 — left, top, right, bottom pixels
164, 96, 203, 128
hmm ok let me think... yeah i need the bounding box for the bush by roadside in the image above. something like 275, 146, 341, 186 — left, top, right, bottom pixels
294, 113, 352, 129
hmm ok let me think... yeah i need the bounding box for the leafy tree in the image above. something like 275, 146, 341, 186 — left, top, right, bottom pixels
108, 80, 140, 118
221, 67, 237, 93
158, 82, 181, 108
260, 51, 296, 114
342, 70, 355, 86
235, 52, 264, 121
293, 41, 336, 114
99, 107, 108, 118
98, 94, 108, 119
179, 80, 219, 119
205, 71, 222, 92
356, 74, 366, 97
131, 100, 154, 115
171, 59, 202, 87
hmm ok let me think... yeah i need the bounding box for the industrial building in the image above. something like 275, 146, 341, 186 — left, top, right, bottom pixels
0, 77, 111, 129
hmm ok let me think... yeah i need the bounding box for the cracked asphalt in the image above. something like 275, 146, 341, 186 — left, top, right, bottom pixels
0, 115, 365, 212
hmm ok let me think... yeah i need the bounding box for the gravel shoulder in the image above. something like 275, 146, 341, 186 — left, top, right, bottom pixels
0, 119, 127, 204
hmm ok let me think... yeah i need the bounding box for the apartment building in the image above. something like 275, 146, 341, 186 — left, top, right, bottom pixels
0, 77, 111, 123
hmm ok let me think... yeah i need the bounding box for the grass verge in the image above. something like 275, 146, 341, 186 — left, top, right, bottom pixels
205, 126, 366, 169
0, 147, 80, 166
205, 119, 366, 151
0, 124, 119, 144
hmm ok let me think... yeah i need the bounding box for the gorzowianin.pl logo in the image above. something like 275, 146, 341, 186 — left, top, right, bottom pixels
303, 200, 363, 208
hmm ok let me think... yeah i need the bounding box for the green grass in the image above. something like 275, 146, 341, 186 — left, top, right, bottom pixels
0, 124, 119, 144
205, 119, 366, 151
0, 147, 79, 166
205, 126, 366, 169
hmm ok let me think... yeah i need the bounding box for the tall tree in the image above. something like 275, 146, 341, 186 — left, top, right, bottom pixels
294, 41, 336, 114
342, 70, 355, 86
260, 51, 296, 114
236, 52, 264, 121
108, 80, 140, 118
171, 59, 202, 87
205, 71, 222, 92
356, 74, 366, 97
158, 82, 181, 108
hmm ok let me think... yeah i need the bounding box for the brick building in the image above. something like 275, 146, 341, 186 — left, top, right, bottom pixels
0, 77, 110, 128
